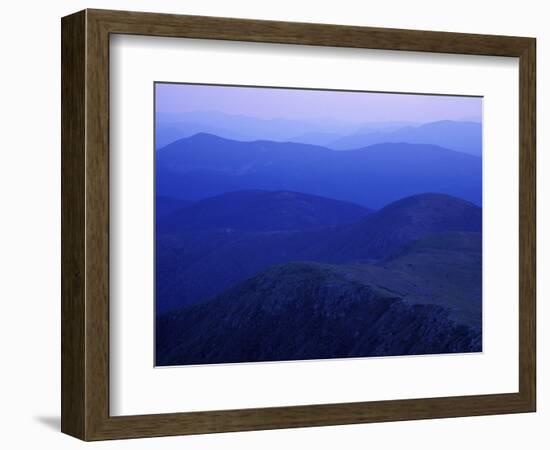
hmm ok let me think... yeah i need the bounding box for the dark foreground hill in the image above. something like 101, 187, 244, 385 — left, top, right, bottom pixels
351, 231, 482, 327
158, 190, 371, 233
156, 261, 481, 366
156, 193, 482, 312
156, 133, 482, 208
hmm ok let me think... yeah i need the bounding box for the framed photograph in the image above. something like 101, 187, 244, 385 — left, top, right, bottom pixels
61, 9, 536, 440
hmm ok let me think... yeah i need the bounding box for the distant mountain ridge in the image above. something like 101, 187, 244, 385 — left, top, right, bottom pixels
329, 120, 482, 156
156, 122, 248, 148
156, 133, 482, 208
156, 111, 481, 155
156, 110, 419, 147
156, 111, 480, 154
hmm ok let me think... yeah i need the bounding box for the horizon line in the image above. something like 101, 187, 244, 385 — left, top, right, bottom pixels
155, 110, 482, 125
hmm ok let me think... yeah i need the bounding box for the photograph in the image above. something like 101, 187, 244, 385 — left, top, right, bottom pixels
3, 2, 536, 445
154, 83, 483, 366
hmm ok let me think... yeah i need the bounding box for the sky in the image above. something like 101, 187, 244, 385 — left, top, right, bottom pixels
155, 82, 482, 124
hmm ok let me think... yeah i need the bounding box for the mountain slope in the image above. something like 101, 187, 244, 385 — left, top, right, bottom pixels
158, 190, 371, 233
310, 193, 482, 261
156, 134, 482, 208
156, 261, 481, 366
156, 122, 249, 149
382, 231, 482, 326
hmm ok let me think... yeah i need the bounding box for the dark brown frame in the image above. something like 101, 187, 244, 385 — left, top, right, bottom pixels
61, 9, 536, 441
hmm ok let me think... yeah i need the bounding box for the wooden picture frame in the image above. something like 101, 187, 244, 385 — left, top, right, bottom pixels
61, 9, 536, 441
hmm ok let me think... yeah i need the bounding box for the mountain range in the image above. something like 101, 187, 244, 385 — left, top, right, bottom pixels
156, 111, 480, 155
156, 111, 416, 147
156, 192, 481, 315
156, 133, 482, 208
154, 121, 483, 365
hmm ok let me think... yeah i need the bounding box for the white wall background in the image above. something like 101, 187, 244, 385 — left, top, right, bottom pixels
0, 1, 546, 448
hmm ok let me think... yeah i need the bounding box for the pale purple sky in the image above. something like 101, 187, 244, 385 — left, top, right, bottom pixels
156, 83, 482, 124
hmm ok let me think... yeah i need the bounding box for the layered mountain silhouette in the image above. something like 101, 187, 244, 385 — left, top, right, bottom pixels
156, 193, 481, 314
156, 134, 481, 208
156, 111, 341, 145
155, 125, 483, 365
156, 111, 478, 153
